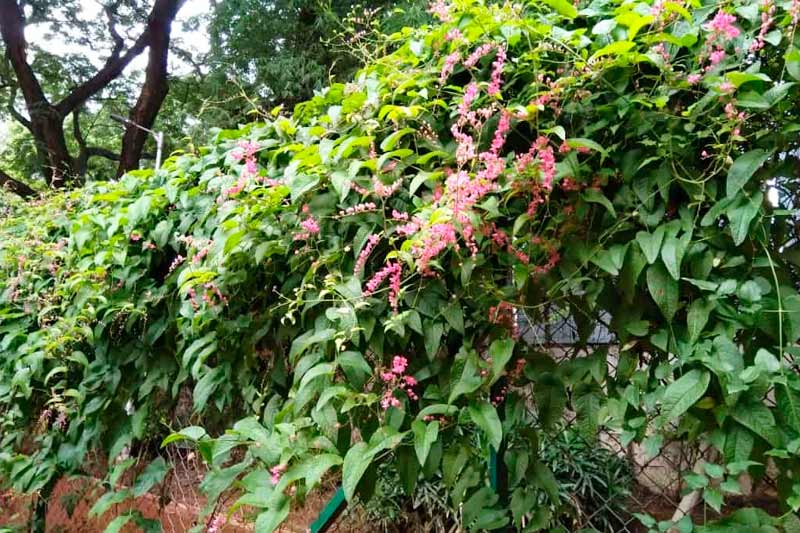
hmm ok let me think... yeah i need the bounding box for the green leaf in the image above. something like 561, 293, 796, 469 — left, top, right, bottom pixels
727, 191, 763, 246
89, 489, 131, 517
133, 457, 169, 497
754, 349, 780, 373
380, 128, 415, 151
161, 426, 207, 447
412, 420, 439, 466
590, 244, 628, 275
448, 352, 483, 403
468, 400, 503, 450
254, 495, 290, 533
488, 338, 514, 385
660, 234, 687, 280
647, 262, 679, 322
582, 189, 616, 218
661, 369, 710, 421
542, 0, 577, 19
727, 150, 771, 198
732, 400, 781, 447
288, 173, 319, 202
342, 442, 373, 501
703, 487, 724, 513
686, 299, 713, 343
574, 387, 601, 440
534, 373, 566, 430
786, 47, 800, 81
591, 40, 636, 60
342, 428, 404, 501
636, 226, 665, 264
442, 302, 464, 333
104, 514, 132, 533
283, 454, 342, 488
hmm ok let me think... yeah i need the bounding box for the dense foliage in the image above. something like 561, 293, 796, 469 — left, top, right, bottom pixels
2, 0, 800, 530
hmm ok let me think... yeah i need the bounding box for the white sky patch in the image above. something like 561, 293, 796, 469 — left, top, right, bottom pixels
24, 0, 211, 77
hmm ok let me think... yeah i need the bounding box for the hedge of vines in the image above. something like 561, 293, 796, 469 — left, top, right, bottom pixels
2, 0, 800, 530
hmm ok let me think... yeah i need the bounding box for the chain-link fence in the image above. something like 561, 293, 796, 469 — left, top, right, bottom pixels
1, 306, 784, 533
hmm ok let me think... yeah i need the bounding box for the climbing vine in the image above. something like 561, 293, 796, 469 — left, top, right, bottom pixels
2, 0, 800, 530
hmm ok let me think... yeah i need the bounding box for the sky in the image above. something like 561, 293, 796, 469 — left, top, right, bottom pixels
0, 1, 212, 142
25, 0, 212, 76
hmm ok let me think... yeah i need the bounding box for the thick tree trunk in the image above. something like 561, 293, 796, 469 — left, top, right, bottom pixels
117, 0, 185, 176
0, 0, 72, 187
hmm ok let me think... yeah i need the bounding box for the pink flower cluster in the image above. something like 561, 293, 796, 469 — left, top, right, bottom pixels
270, 463, 286, 485
427, 0, 451, 21
700, 11, 739, 72
487, 46, 506, 97
705, 11, 740, 40
750, 0, 776, 53
380, 356, 418, 410
445, 28, 462, 42
339, 202, 377, 217
516, 136, 556, 190
363, 261, 402, 311
354, 234, 380, 275
413, 223, 458, 275
373, 177, 402, 197
224, 140, 262, 198
488, 302, 520, 339
440, 51, 461, 84
168, 254, 185, 274
464, 43, 494, 68
294, 215, 320, 240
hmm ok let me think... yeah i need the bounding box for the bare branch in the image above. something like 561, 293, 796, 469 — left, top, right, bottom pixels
6, 86, 31, 131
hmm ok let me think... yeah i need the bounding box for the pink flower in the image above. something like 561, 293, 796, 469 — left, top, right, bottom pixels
440, 51, 460, 84
465, 43, 494, 68
452, 125, 476, 166
237, 140, 260, 158
363, 261, 402, 311
392, 356, 408, 374
294, 215, 320, 241
459, 83, 480, 116
339, 202, 377, 217
428, 0, 451, 21
130, 233, 142, 242
687, 73, 702, 85
705, 11, 740, 40
381, 391, 402, 410
270, 464, 286, 485
487, 46, 506, 97
301, 218, 319, 234
719, 81, 735, 93
535, 137, 556, 190
709, 49, 726, 65
490, 111, 511, 156
445, 28, 462, 41
414, 222, 459, 275
355, 234, 380, 275
373, 177, 402, 198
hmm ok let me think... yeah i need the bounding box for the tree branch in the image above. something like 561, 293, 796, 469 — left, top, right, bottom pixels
6, 86, 31, 131
0, 167, 36, 198
118, 0, 186, 175
54, 2, 156, 116
0, 0, 49, 110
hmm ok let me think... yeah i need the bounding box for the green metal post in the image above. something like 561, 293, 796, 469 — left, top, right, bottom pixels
309, 486, 347, 533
